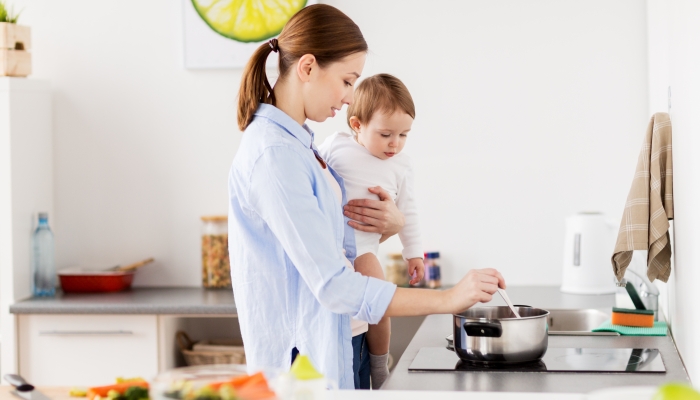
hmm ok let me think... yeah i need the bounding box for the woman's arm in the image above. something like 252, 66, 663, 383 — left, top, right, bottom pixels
384, 268, 506, 317
248, 146, 506, 321
343, 186, 405, 242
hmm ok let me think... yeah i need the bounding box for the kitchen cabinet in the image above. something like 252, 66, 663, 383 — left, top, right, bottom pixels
10, 288, 241, 385
18, 314, 159, 386
158, 315, 242, 371
17, 313, 240, 386
10, 288, 427, 385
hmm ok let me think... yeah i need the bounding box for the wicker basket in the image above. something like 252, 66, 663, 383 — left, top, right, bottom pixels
176, 331, 246, 366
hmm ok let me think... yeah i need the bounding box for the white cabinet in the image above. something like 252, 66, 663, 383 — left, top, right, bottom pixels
18, 314, 158, 386
17, 313, 241, 386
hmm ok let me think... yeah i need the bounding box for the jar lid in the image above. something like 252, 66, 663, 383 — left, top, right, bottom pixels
201, 215, 228, 222
387, 253, 404, 260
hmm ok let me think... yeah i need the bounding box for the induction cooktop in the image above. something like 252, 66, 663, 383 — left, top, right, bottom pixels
409, 347, 666, 373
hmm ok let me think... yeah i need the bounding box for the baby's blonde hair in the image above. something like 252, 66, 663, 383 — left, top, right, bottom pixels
347, 74, 415, 132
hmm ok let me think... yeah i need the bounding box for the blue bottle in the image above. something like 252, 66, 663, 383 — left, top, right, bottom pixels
32, 212, 56, 297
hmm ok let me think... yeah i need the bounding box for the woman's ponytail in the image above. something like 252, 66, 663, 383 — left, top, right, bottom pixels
237, 43, 275, 131
237, 4, 368, 132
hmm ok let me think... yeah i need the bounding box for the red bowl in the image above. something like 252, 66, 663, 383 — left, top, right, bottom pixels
58, 270, 135, 293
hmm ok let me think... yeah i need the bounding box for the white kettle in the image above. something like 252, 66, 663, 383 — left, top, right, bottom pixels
560, 212, 617, 295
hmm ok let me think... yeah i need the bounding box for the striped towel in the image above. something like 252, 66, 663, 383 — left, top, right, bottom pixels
611, 113, 673, 283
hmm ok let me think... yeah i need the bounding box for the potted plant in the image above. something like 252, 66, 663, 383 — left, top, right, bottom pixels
0, 1, 31, 77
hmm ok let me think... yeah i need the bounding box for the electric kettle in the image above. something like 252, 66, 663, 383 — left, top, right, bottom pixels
560, 212, 617, 294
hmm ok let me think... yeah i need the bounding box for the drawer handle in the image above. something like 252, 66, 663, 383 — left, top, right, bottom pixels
39, 330, 134, 336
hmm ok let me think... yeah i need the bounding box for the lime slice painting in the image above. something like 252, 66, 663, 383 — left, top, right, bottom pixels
192, 0, 307, 43
183, 0, 313, 68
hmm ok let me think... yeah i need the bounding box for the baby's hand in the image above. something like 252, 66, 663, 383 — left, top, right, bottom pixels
408, 258, 425, 286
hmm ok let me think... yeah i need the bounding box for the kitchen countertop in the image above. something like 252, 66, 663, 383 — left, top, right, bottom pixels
382, 286, 690, 393
7, 286, 686, 396
0, 387, 584, 400
9, 287, 236, 315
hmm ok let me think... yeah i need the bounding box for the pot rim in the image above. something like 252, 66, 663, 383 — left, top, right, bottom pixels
453, 306, 550, 321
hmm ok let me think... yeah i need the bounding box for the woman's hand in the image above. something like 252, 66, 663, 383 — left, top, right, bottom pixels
384, 268, 506, 318
446, 269, 506, 314
343, 186, 405, 238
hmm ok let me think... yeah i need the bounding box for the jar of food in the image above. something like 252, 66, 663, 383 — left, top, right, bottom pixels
201, 216, 231, 289
425, 251, 442, 289
385, 253, 409, 287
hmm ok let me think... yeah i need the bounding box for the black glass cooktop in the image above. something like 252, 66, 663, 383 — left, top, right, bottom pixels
409, 347, 666, 373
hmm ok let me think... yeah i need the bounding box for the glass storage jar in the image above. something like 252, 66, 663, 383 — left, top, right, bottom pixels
385, 253, 409, 287
201, 216, 231, 289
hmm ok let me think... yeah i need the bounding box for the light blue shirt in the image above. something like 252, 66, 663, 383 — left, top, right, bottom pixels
227, 104, 397, 389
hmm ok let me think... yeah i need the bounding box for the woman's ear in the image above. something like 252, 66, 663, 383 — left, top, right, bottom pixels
296, 54, 316, 83
349, 116, 363, 134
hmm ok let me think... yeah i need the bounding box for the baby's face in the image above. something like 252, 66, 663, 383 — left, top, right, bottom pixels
353, 110, 414, 160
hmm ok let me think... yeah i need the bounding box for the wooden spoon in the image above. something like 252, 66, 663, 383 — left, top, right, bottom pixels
115, 258, 154, 272
498, 288, 522, 318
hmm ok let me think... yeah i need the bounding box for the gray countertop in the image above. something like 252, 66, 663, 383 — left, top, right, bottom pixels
9, 287, 237, 315
10, 285, 692, 394
382, 286, 690, 393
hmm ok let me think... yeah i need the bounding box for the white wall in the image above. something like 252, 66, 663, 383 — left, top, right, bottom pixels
16, 0, 649, 287
0, 79, 53, 377
647, 0, 700, 384
16, 0, 241, 286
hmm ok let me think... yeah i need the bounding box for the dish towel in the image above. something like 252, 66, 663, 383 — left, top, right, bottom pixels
593, 320, 668, 336
611, 112, 674, 283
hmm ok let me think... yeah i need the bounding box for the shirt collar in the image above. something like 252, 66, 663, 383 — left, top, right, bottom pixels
254, 104, 315, 149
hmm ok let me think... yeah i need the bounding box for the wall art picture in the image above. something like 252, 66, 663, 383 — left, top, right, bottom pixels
183, 0, 314, 69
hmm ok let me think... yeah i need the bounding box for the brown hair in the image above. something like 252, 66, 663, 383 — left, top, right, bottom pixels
237, 4, 368, 131
346, 74, 415, 132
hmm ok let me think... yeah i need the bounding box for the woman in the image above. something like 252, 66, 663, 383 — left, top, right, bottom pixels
228, 4, 505, 390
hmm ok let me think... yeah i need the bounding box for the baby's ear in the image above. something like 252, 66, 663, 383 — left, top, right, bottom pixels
348, 116, 363, 133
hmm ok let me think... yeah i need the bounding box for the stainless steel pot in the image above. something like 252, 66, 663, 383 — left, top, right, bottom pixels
453, 306, 549, 364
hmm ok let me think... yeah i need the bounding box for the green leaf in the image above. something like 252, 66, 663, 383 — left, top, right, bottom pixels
0, 2, 8, 23
0, 1, 20, 23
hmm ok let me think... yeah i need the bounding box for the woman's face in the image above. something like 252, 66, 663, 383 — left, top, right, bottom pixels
302, 52, 366, 122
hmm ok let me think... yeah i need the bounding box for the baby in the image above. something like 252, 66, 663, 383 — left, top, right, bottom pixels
319, 74, 424, 389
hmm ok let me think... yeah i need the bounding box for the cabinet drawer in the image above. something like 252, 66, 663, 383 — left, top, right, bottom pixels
18, 314, 158, 386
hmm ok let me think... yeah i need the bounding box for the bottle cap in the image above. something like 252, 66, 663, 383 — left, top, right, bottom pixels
201, 215, 227, 222
38, 212, 48, 220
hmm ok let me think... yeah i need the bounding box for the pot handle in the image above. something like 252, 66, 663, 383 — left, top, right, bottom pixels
463, 321, 502, 338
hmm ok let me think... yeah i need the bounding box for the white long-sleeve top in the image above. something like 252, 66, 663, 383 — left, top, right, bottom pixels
318, 131, 423, 261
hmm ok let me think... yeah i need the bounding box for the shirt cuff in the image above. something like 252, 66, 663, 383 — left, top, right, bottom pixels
352, 277, 397, 325
402, 246, 424, 260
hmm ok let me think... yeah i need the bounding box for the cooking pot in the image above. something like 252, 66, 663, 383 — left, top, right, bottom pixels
453, 306, 549, 364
